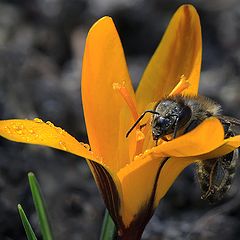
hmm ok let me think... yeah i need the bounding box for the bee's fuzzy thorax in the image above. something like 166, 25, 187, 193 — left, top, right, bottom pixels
161, 94, 222, 120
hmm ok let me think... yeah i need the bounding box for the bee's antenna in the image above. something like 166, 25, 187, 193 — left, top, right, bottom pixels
126, 110, 160, 138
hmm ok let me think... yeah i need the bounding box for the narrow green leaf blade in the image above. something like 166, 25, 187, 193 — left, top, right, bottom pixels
28, 172, 53, 240
100, 210, 117, 240
18, 204, 38, 240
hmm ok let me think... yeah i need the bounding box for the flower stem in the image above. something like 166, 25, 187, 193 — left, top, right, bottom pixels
100, 210, 117, 240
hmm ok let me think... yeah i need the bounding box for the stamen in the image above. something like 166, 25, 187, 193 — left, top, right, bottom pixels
113, 82, 139, 121
169, 75, 190, 96
113, 82, 146, 158
136, 129, 145, 141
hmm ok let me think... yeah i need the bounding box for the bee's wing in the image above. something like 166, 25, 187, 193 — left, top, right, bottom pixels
218, 115, 240, 125
217, 115, 240, 135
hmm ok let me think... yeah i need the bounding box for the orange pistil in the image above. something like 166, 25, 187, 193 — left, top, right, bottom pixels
113, 82, 146, 157
134, 129, 145, 156
113, 82, 139, 121
169, 75, 190, 96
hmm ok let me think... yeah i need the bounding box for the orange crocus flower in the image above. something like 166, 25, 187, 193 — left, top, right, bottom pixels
1, 5, 240, 240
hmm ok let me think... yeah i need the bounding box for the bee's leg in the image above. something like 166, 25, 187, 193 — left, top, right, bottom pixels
201, 186, 215, 200
173, 117, 180, 139
219, 119, 232, 138
201, 160, 218, 201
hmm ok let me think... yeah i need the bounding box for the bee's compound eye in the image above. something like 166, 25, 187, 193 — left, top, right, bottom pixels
156, 117, 170, 127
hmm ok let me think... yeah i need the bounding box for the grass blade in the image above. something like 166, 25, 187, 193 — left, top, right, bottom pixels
100, 210, 117, 240
18, 204, 38, 240
28, 172, 53, 240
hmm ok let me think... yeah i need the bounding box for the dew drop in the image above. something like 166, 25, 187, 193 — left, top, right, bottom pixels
144, 149, 151, 155
13, 125, 24, 135
28, 129, 35, 134
28, 129, 39, 139
134, 155, 140, 161
4, 126, 11, 134
59, 141, 67, 151
112, 82, 122, 90
55, 127, 65, 135
13, 124, 23, 130
34, 118, 43, 123
80, 142, 91, 150
46, 121, 54, 127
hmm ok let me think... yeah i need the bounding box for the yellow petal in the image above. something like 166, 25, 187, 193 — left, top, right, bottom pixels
148, 118, 224, 157
136, 4, 202, 112
87, 159, 123, 228
118, 153, 195, 226
118, 154, 162, 226
197, 135, 240, 160
154, 157, 194, 206
82, 16, 135, 171
0, 119, 98, 161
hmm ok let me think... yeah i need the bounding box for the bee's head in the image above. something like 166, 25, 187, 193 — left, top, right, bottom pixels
152, 99, 192, 140
126, 98, 192, 141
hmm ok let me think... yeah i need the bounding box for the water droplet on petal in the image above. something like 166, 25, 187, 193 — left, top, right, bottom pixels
134, 155, 140, 161
4, 126, 11, 134
55, 127, 65, 135
144, 149, 152, 155
59, 141, 67, 151
13, 124, 23, 130
13, 125, 24, 135
34, 118, 43, 123
112, 82, 121, 90
28, 129, 39, 139
80, 142, 91, 150
28, 129, 35, 134
46, 121, 54, 127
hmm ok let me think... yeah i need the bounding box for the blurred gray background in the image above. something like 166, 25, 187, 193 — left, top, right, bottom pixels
0, 0, 240, 239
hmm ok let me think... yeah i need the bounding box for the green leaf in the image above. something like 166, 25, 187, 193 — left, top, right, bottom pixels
18, 204, 38, 240
28, 172, 53, 240
100, 210, 117, 240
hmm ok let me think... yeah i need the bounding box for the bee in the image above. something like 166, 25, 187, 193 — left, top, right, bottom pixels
126, 95, 240, 203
